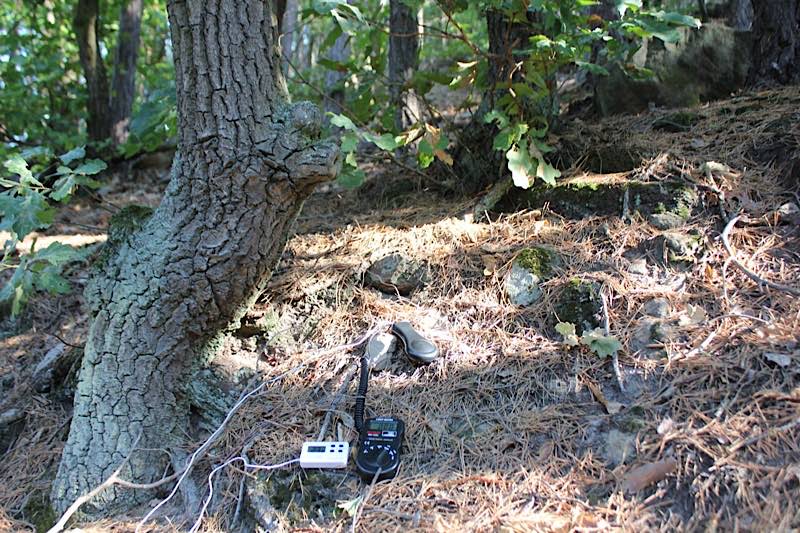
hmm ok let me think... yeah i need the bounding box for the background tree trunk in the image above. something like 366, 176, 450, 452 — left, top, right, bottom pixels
51, 0, 339, 515
389, 0, 422, 132
74, 0, 111, 143
110, 0, 144, 146
728, 0, 753, 31
450, 9, 534, 194
275, 0, 287, 31
281, 0, 298, 74
323, 0, 353, 114
749, 0, 800, 85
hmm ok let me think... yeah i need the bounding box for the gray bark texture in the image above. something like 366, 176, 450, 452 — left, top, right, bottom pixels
51, 0, 339, 515
74, 0, 111, 143
110, 0, 144, 146
389, 0, 421, 132
749, 0, 800, 85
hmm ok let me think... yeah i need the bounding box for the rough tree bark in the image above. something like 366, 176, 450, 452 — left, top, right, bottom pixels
74, 0, 111, 143
749, 0, 800, 85
51, 0, 339, 515
389, 0, 422, 132
110, 0, 144, 145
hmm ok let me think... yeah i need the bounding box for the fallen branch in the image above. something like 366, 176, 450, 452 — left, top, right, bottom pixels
720, 216, 800, 297
600, 287, 624, 393
47, 434, 178, 532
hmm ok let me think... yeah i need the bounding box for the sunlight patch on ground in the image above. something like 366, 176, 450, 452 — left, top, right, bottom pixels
1, 231, 107, 253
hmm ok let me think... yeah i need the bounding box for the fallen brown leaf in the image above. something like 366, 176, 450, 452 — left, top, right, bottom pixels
622, 457, 678, 493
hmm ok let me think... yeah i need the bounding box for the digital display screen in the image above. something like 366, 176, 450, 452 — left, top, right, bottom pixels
368, 420, 397, 432
308, 445, 326, 453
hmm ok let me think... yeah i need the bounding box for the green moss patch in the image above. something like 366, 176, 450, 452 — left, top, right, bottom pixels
515, 246, 557, 278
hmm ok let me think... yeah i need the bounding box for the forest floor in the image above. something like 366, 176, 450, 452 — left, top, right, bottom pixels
1, 86, 799, 532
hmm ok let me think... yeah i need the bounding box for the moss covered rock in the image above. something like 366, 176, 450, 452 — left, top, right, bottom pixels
494, 176, 698, 221
365, 254, 428, 295
595, 22, 752, 116
505, 246, 560, 306
553, 279, 602, 334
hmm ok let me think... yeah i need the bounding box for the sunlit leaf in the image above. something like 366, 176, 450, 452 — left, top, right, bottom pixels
4, 155, 40, 186
581, 328, 623, 358
556, 322, 580, 346
329, 113, 358, 131
337, 165, 366, 188
73, 158, 107, 175
507, 141, 535, 189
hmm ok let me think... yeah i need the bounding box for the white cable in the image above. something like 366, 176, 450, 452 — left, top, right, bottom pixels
189, 457, 300, 533
136, 321, 388, 532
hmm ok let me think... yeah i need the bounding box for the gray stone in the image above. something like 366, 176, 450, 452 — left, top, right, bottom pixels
627, 258, 649, 276
0, 408, 24, 428
365, 254, 428, 295
645, 231, 701, 265
32, 342, 66, 392
630, 318, 658, 353
602, 429, 637, 467
505, 263, 544, 306
643, 298, 670, 318
596, 22, 752, 116
504, 246, 560, 306
0, 373, 13, 392
649, 212, 686, 230
553, 280, 602, 335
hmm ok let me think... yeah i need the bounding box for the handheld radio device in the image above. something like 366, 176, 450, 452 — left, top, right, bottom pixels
355, 416, 405, 481
353, 326, 437, 482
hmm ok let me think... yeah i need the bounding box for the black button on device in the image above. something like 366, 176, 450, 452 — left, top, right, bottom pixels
356, 416, 404, 481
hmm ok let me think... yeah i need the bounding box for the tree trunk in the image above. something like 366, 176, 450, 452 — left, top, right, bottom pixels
275, 0, 287, 32
728, 0, 753, 30
450, 9, 534, 194
281, 0, 298, 74
749, 0, 800, 85
110, 0, 144, 146
74, 0, 111, 143
323, 1, 353, 114
51, 0, 339, 515
389, 0, 422, 132
485, 8, 534, 108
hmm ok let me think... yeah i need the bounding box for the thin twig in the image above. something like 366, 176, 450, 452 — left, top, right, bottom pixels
318, 364, 359, 441
720, 215, 800, 297
728, 417, 800, 455
46, 333, 83, 349
600, 287, 624, 393
351, 468, 382, 533
47, 433, 145, 533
